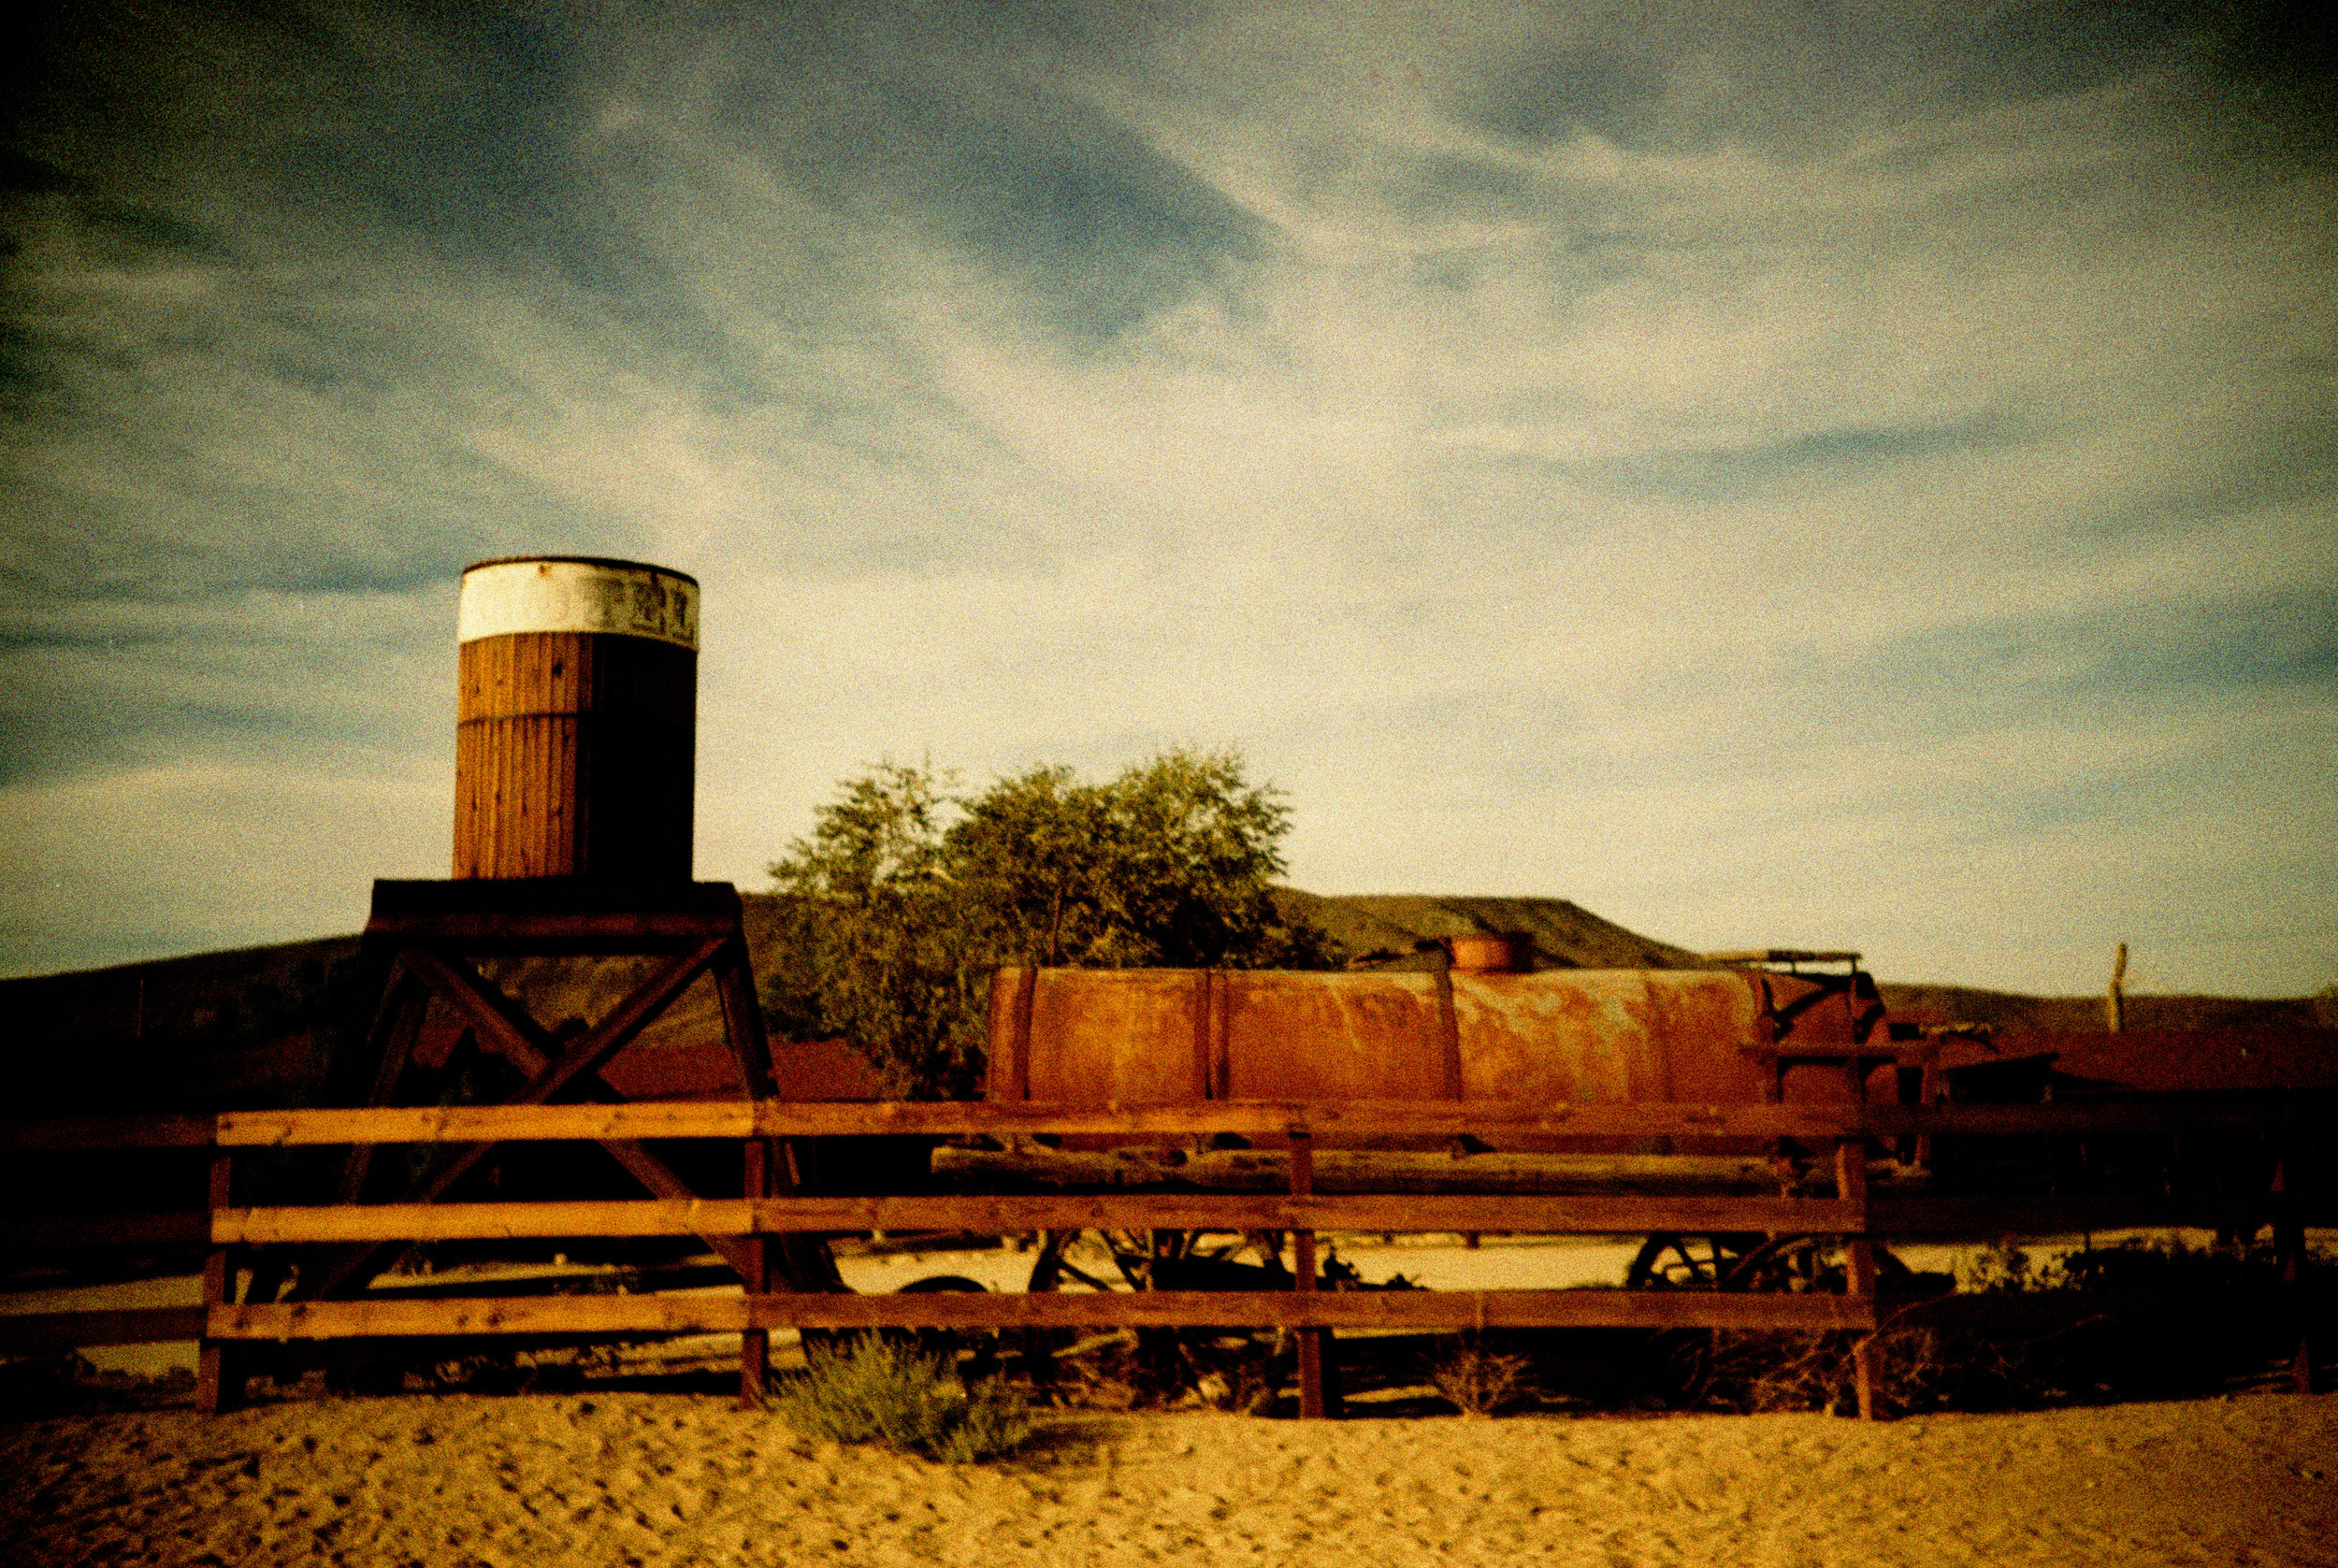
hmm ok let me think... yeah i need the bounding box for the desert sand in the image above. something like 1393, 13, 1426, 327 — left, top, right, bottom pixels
4, 1392, 2331, 1567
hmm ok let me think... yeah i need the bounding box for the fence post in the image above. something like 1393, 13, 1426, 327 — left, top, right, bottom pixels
2273, 1150, 2313, 1394
196, 1152, 239, 1415
741, 1136, 772, 1410
1288, 1126, 1330, 1418
1836, 1138, 1880, 1419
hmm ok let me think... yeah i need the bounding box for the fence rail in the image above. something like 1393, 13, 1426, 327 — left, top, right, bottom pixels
2, 1095, 2322, 1420
3, 1098, 2322, 1151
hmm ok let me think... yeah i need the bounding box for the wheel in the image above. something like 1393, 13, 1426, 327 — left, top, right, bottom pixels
1625, 1232, 1911, 1408
1720, 1235, 1916, 1293
888, 1273, 999, 1374
1624, 1232, 1768, 1289
1017, 1228, 1304, 1409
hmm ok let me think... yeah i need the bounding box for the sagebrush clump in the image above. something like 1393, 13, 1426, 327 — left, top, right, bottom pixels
1426, 1335, 1537, 1416
774, 1334, 1032, 1463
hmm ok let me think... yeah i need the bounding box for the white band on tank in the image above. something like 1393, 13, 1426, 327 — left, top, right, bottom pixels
457, 558, 700, 650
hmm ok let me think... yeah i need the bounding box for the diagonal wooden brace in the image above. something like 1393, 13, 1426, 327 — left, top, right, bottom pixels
296, 938, 751, 1299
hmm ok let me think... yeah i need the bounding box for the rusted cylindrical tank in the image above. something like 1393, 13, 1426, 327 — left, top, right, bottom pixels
453, 556, 699, 881
987, 964, 1890, 1145
1449, 933, 1533, 973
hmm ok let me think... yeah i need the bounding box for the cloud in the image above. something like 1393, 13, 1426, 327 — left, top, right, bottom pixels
4, 0, 2333, 993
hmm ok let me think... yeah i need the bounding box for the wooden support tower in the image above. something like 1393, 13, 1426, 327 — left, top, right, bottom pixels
195, 877, 826, 1412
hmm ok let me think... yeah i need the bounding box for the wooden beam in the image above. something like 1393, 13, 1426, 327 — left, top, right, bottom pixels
0, 1306, 209, 1351
197, 1095, 2333, 1148
0, 1115, 217, 1151
12, 1091, 2329, 1158
208, 1288, 1880, 1341
1868, 1196, 2266, 1235
0, 1212, 210, 1249
212, 1193, 1869, 1244
295, 939, 751, 1299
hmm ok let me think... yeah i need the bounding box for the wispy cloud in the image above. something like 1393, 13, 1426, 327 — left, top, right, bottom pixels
6, 1, 2333, 994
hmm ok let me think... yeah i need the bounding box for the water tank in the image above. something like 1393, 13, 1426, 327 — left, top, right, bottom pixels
452, 556, 699, 881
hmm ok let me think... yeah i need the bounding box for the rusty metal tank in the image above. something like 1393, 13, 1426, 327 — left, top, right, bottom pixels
453, 556, 700, 881
985, 952, 1894, 1149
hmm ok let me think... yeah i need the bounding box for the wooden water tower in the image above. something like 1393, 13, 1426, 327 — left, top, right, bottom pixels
452, 555, 700, 882
201, 555, 829, 1413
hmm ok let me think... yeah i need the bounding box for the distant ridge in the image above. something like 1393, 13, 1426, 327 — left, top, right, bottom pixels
1269, 889, 1707, 971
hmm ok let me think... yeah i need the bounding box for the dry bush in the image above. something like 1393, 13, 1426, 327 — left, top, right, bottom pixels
1426, 1335, 1537, 1417
776, 1333, 1032, 1463
1045, 1328, 1283, 1413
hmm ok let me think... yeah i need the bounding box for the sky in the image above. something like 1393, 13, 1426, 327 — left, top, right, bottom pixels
3, 0, 2333, 997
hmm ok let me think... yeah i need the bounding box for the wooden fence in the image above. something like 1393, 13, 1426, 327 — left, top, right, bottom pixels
2, 1098, 2324, 1420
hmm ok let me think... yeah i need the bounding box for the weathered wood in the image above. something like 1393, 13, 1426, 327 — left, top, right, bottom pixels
1884, 1287, 2314, 1334
295, 939, 751, 1302
208, 1288, 1882, 1341
741, 1138, 772, 1411
1290, 1128, 1325, 1419
196, 1153, 238, 1415
0, 1115, 218, 1151
453, 621, 696, 883
185, 1095, 2334, 1148
0, 1212, 210, 1249
0, 1306, 209, 1351
1839, 1139, 1880, 1420
213, 1193, 1869, 1244
1867, 1195, 2266, 1235
931, 1145, 1807, 1196
337, 965, 430, 1202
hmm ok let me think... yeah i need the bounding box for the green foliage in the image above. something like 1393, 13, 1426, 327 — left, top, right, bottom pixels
766, 747, 1341, 1098
774, 1333, 1032, 1463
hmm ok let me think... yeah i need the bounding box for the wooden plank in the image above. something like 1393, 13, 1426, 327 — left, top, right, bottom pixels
216, 1102, 757, 1147
213, 1194, 1869, 1244
209, 1288, 1880, 1341
1868, 1195, 2261, 1235
205, 1096, 2332, 1147
1883, 1287, 2316, 1334
364, 913, 736, 945
0, 1212, 210, 1249
295, 942, 754, 1301
0, 1115, 217, 1152
0, 1306, 209, 1350
19, 1092, 2328, 1158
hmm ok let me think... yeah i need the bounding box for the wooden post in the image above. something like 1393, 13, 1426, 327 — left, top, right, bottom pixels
1837, 1138, 1880, 1420
2104, 942, 2127, 1033
1289, 1127, 1325, 1418
740, 1137, 773, 1409
196, 1153, 238, 1415
2273, 1152, 2313, 1394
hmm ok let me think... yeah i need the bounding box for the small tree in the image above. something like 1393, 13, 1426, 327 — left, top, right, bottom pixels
767, 748, 1339, 1099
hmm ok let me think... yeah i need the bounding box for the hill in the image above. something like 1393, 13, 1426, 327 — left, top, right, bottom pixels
1267, 889, 1707, 970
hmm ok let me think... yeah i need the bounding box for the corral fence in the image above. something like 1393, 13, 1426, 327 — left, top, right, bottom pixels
1, 1099, 2326, 1420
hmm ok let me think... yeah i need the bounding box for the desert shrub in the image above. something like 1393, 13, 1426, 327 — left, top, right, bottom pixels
1425, 1335, 1537, 1417
1694, 1234, 2334, 1416
1696, 1328, 2055, 1416
775, 1333, 1032, 1463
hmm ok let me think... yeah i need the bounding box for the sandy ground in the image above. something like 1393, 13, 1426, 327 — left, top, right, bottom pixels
3, 1393, 2331, 1567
